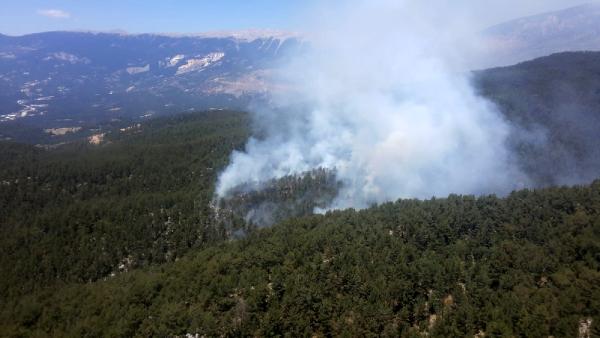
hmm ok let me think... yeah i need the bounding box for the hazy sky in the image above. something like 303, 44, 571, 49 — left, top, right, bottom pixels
0, 0, 594, 36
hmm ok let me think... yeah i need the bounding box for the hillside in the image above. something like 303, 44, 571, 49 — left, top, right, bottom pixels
0, 111, 250, 299
0, 31, 299, 127
2, 181, 599, 336
481, 2, 600, 67
5, 4, 600, 130
474, 51, 600, 188
1, 52, 600, 337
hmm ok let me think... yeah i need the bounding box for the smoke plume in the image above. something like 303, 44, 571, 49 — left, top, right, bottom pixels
216, 0, 528, 210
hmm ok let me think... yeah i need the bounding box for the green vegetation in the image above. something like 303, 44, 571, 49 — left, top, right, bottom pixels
0, 111, 250, 299
474, 51, 600, 186
1, 109, 599, 337
3, 182, 600, 335
217, 168, 341, 227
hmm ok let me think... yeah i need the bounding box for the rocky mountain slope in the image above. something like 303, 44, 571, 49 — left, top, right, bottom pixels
3, 3, 600, 133
481, 2, 600, 67
0, 31, 300, 127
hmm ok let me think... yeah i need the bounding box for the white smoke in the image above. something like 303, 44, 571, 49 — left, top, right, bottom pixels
216, 0, 529, 209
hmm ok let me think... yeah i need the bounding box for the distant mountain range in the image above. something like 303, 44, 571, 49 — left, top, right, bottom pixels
0, 31, 300, 127
2, 3, 600, 128
481, 2, 600, 67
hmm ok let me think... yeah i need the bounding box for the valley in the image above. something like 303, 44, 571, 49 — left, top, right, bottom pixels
0, 31, 299, 128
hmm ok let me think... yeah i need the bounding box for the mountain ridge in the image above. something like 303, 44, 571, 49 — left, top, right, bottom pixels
0, 31, 301, 127
481, 2, 600, 67
0, 29, 300, 42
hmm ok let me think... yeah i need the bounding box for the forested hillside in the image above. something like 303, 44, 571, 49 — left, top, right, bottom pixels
1, 181, 599, 336
474, 51, 600, 187
0, 111, 250, 299
2, 51, 600, 336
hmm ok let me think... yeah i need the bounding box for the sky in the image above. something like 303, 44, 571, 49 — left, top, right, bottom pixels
0, 0, 594, 36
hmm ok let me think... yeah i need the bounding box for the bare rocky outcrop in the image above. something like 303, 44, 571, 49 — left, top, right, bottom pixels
578, 318, 593, 338
88, 133, 105, 145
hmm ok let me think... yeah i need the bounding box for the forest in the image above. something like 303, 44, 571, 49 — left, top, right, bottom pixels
473, 51, 600, 187
0, 108, 599, 337
1, 179, 599, 336
0, 111, 250, 299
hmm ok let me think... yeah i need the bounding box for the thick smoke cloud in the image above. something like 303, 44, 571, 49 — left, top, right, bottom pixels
216, 0, 529, 209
